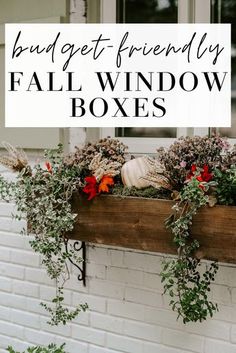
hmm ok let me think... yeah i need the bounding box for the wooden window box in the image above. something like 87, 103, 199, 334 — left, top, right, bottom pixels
69, 194, 236, 264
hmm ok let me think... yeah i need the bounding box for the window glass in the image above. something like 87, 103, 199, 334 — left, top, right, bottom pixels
115, 0, 178, 138
211, 0, 236, 138
116, 127, 177, 138
117, 0, 178, 23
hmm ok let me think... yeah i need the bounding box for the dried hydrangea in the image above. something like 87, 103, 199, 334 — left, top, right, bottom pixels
157, 135, 236, 189
64, 138, 128, 174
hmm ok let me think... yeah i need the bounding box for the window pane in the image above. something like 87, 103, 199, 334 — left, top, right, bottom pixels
211, 0, 236, 137
116, 0, 178, 138
117, 0, 178, 23
115, 127, 176, 137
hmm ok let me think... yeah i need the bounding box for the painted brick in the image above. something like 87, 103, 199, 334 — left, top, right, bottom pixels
64, 274, 89, 294
230, 324, 236, 343
0, 305, 11, 321
143, 342, 189, 353
230, 288, 236, 304
23, 237, 34, 251
25, 267, 54, 285
40, 316, 71, 337
0, 217, 26, 234
186, 319, 230, 341
123, 252, 145, 271
143, 254, 163, 274
0, 334, 29, 351
110, 249, 124, 267
26, 297, 49, 316
106, 333, 143, 353
55, 336, 88, 353
0, 320, 24, 340
13, 279, 39, 298
107, 267, 143, 286
143, 272, 163, 291
214, 304, 234, 322
162, 293, 176, 310
231, 305, 236, 323
0, 262, 25, 279
87, 263, 107, 279
162, 328, 204, 353
107, 300, 145, 321
89, 278, 125, 299
24, 328, 55, 346
0, 202, 15, 217
124, 320, 162, 343
0, 292, 27, 310
144, 307, 183, 330
215, 266, 236, 287
88, 246, 111, 266
211, 284, 231, 305
0, 247, 10, 262
0, 232, 26, 249
125, 286, 162, 307
11, 309, 40, 329
90, 312, 123, 334
71, 324, 105, 346
71, 310, 90, 326
11, 249, 40, 267
205, 338, 236, 353
40, 285, 71, 306
89, 346, 124, 353
0, 275, 12, 292
73, 292, 106, 313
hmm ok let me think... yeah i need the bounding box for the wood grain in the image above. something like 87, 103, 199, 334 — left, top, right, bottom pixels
69, 194, 236, 264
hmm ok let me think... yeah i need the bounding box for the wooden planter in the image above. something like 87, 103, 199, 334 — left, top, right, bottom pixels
69, 194, 236, 264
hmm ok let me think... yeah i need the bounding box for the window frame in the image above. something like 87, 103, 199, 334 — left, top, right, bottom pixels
88, 0, 236, 151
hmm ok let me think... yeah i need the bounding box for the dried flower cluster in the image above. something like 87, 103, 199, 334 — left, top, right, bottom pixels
157, 135, 236, 189
0, 142, 29, 172
89, 153, 122, 181
141, 156, 172, 190
64, 138, 128, 174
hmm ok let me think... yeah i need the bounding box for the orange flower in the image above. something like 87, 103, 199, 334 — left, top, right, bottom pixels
98, 175, 114, 193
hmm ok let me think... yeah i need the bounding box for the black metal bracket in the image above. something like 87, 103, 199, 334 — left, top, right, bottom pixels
64, 239, 86, 286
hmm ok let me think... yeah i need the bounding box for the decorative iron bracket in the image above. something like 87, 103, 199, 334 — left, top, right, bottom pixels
64, 239, 86, 286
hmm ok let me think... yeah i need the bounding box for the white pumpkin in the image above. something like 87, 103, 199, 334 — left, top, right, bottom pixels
121, 156, 152, 189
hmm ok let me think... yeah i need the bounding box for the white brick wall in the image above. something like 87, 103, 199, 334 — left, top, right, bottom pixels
0, 160, 236, 353
0, 194, 236, 353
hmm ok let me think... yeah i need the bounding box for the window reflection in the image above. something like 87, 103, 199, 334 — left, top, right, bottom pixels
116, 0, 177, 138
211, 0, 236, 137
117, 0, 178, 23
116, 127, 177, 138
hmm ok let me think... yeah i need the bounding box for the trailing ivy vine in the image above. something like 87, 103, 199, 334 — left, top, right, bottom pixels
0, 138, 126, 325
7, 343, 67, 353
0, 144, 88, 325
161, 176, 219, 323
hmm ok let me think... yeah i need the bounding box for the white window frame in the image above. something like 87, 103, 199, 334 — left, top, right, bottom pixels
93, 0, 234, 153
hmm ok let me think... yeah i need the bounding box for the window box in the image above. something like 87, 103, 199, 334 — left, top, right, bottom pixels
69, 194, 236, 264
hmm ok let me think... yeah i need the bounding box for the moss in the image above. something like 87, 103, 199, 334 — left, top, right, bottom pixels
111, 185, 171, 199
